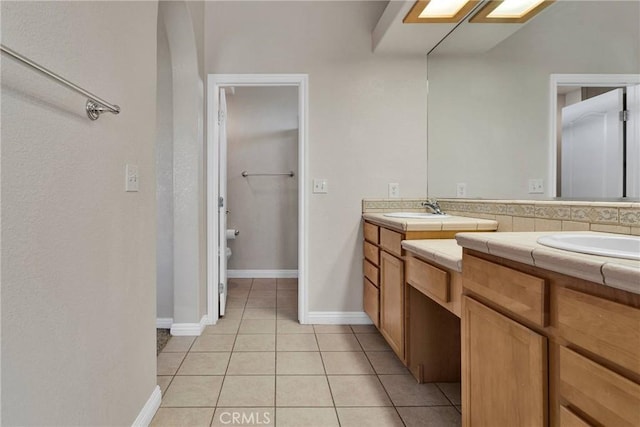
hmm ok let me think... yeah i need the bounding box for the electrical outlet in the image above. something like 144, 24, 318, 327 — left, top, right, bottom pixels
456, 183, 467, 198
388, 183, 400, 198
528, 178, 544, 194
125, 164, 139, 192
313, 179, 328, 194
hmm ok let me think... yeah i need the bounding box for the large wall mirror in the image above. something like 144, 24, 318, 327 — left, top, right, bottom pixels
426, 1, 640, 200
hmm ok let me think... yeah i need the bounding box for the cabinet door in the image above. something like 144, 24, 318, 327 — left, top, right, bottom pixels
462, 296, 548, 427
380, 250, 405, 360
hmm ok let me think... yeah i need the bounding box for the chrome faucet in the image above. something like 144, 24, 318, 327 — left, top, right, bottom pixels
421, 199, 444, 215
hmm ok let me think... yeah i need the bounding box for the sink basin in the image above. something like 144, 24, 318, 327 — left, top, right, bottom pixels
383, 212, 450, 219
537, 233, 640, 260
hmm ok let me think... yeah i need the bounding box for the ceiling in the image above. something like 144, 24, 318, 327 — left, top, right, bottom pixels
372, 0, 552, 55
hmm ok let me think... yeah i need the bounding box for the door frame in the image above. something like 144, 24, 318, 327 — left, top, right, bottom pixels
207, 74, 310, 324
548, 74, 640, 197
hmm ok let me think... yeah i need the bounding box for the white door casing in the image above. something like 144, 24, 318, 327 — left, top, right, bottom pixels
626, 84, 640, 198
218, 88, 228, 316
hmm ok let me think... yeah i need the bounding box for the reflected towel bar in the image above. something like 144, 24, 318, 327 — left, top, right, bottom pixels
241, 171, 295, 178
1, 44, 120, 121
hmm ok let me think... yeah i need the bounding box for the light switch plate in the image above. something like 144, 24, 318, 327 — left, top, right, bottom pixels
528, 178, 544, 194
388, 183, 400, 198
313, 179, 328, 194
456, 183, 467, 198
126, 164, 139, 192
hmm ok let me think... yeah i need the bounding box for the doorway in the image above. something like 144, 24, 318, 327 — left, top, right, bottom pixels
207, 74, 309, 325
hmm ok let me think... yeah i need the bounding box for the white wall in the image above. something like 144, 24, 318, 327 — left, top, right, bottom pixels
1, 1, 157, 425
205, 1, 428, 312
226, 86, 299, 270
427, 1, 640, 199
156, 11, 175, 320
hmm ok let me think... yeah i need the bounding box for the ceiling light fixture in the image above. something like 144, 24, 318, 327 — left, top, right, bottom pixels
469, 0, 554, 23
404, 0, 479, 23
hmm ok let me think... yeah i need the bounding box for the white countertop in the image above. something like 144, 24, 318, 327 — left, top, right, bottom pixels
455, 231, 640, 295
363, 213, 498, 233
402, 239, 463, 273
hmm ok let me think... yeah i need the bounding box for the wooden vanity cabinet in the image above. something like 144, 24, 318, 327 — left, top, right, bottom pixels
380, 250, 405, 359
461, 249, 640, 427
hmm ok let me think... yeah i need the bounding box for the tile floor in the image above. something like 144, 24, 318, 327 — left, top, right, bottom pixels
153, 278, 461, 427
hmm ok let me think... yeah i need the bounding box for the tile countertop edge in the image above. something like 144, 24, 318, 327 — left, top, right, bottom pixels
401, 239, 463, 273
362, 213, 498, 233
455, 231, 640, 295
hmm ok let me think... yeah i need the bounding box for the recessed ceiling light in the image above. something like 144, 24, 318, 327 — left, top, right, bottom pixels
404, 0, 479, 23
470, 0, 554, 23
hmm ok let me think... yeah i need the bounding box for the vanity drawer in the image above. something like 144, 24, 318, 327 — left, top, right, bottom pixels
364, 278, 379, 328
463, 254, 548, 327
559, 406, 591, 427
363, 259, 379, 287
380, 228, 403, 257
364, 241, 379, 266
559, 346, 640, 427
406, 256, 449, 304
557, 287, 640, 374
364, 222, 379, 244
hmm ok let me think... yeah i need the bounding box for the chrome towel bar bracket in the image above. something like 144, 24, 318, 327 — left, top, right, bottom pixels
241, 171, 295, 178
1, 44, 120, 121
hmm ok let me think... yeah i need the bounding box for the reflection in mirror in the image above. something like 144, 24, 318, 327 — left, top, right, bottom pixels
426, 1, 640, 200
551, 75, 640, 199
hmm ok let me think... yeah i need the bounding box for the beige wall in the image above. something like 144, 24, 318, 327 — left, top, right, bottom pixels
226, 86, 299, 271
205, 1, 428, 312
1, 1, 157, 424
427, 1, 640, 199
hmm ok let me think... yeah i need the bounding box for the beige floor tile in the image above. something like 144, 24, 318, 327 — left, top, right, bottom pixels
379, 375, 449, 406
277, 334, 319, 351
396, 406, 461, 427
246, 297, 277, 308
157, 352, 186, 375
336, 407, 404, 427
211, 408, 274, 427
351, 325, 378, 334
217, 376, 275, 407
151, 407, 215, 426
177, 352, 230, 375
221, 308, 244, 320
252, 278, 276, 290
249, 290, 277, 299
229, 278, 253, 289
366, 351, 409, 375
276, 376, 333, 407
234, 334, 276, 352
226, 297, 248, 309
191, 335, 236, 352
227, 352, 275, 375
276, 296, 298, 309
161, 375, 223, 407
162, 336, 195, 353
276, 352, 325, 375
157, 376, 173, 394
203, 319, 240, 335
356, 333, 392, 351
228, 289, 250, 299
276, 308, 298, 320
321, 352, 374, 374
437, 382, 461, 405
243, 307, 277, 320
328, 375, 392, 407
316, 334, 362, 351
277, 319, 314, 334
239, 319, 276, 334
313, 325, 353, 334
455, 405, 462, 414
276, 408, 339, 426
276, 278, 298, 290
277, 290, 297, 299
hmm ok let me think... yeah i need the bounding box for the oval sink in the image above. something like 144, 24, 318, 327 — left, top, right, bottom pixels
537, 233, 640, 260
384, 212, 450, 219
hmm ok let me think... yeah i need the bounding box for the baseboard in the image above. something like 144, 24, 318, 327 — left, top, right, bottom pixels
156, 318, 173, 329
306, 311, 373, 325
132, 385, 161, 427
170, 315, 208, 336
227, 269, 298, 279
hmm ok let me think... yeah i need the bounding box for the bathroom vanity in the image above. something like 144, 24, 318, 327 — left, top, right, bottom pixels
361, 213, 497, 364
456, 232, 640, 427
